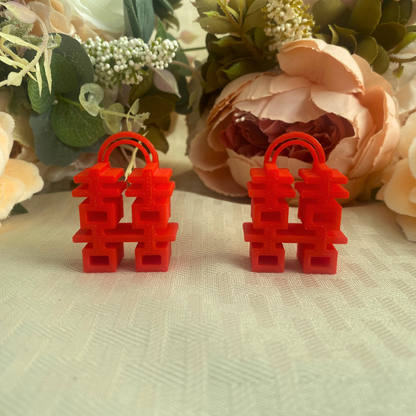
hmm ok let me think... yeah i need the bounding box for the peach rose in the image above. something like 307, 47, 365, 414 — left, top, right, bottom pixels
0, 112, 43, 227
377, 113, 416, 241
188, 39, 400, 201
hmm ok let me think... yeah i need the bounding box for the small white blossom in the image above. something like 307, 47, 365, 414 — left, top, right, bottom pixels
264, 0, 314, 52
76, 35, 179, 88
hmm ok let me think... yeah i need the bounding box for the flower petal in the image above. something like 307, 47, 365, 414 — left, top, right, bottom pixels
193, 165, 247, 197
278, 39, 364, 94
396, 214, 416, 242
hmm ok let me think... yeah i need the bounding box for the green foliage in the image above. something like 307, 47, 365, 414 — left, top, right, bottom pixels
312, 0, 415, 74
124, 0, 182, 41
27, 34, 107, 165
194, 0, 276, 113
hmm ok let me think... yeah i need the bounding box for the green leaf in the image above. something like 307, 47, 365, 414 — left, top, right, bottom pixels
314, 33, 332, 43
380, 1, 400, 23
50, 54, 77, 94
129, 71, 154, 103
391, 32, 416, 53
356, 36, 378, 64
399, 0, 413, 23
333, 25, 357, 37
214, 36, 241, 47
242, 9, 267, 32
312, 0, 348, 27
139, 95, 175, 124
10, 203, 28, 215
372, 44, 390, 74
174, 75, 191, 115
145, 124, 169, 153
222, 59, 257, 81
254, 27, 268, 50
52, 34, 94, 101
29, 109, 81, 166
407, 25, 416, 32
247, 0, 267, 15
153, 68, 180, 97
328, 25, 339, 44
372, 22, 407, 51
124, 0, 140, 37
28, 62, 55, 115
339, 34, 357, 54
348, 0, 381, 35
52, 101, 106, 147
199, 16, 235, 34
194, 0, 219, 17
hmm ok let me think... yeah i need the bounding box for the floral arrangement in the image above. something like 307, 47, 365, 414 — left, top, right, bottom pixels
0, 0, 190, 225
2, 0, 416, 243
187, 0, 416, 241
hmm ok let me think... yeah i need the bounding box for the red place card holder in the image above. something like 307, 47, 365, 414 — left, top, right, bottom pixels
72, 132, 178, 273
243, 132, 349, 274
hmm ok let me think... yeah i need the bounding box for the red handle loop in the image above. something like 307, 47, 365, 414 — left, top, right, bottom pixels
97, 132, 159, 165
264, 132, 326, 167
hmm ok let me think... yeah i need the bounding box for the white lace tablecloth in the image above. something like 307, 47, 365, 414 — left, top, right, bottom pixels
2, 4, 416, 414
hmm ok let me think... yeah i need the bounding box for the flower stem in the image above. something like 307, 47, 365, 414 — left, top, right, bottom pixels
389, 55, 416, 64
179, 46, 206, 52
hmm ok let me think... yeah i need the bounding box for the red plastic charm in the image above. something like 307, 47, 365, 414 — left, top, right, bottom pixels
243, 132, 348, 274
72, 132, 178, 273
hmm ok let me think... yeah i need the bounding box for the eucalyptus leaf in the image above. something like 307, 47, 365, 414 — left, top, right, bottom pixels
52, 34, 94, 101
199, 16, 235, 34
372, 44, 390, 74
348, 0, 381, 35
130, 99, 140, 115
50, 54, 77, 93
372, 22, 407, 51
138, 95, 175, 124
79, 83, 104, 116
146, 124, 169, 153
104, 103, 124, 133
124, 0, 141, 37
153, 68, 181, 97
30, 109, 81, 166
312, 0, 348, 27
52, 101, 106, 147
28, 62, 55, 115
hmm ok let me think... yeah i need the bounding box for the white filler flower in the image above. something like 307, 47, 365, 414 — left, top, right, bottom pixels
264, 0, 314, 52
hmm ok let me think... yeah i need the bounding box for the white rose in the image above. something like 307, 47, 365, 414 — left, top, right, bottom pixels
66, 0, 124, 36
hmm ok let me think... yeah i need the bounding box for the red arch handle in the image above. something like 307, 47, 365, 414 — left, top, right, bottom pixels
97, 132, 159, 165
264, 132, 326, 166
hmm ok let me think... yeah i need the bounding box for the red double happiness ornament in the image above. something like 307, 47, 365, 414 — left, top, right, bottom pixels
72, 132, 178, 273
243, 132, 349, 274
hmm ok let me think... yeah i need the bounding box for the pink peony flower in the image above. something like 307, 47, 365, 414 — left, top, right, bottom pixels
377, 113, 416, 241
188, 39, 400, 201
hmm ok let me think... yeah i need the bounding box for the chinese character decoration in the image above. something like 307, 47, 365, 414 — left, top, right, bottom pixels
72, 132, 178, 273
243, 132, 348, 274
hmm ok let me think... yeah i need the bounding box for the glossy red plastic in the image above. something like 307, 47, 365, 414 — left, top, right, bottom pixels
72, 132, 178, 273
243, 132, 348, 274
